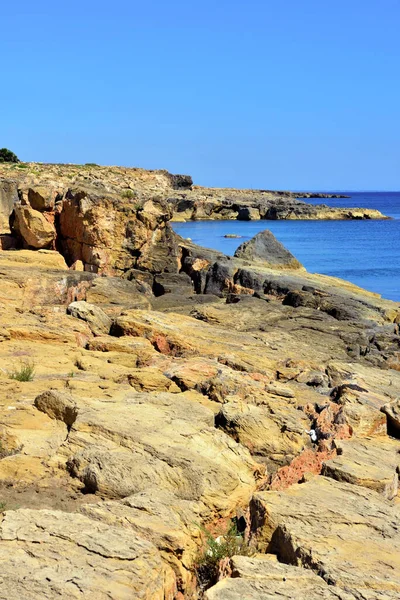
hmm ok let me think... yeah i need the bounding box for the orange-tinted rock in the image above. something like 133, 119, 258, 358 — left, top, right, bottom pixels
270, 448, 335, 490
13, 205, 56, 249
58, 190, 179, 275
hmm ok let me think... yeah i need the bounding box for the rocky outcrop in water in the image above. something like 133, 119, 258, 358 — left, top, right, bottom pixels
233, 229, 303, 270
0, 162, 398, 599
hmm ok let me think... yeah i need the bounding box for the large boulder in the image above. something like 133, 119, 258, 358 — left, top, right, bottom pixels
381, 398, 400, 435
167, 173, 193, 189
13, 205, 56, 249
27, 186, 59, 211
34, 390, 78, 427
58, 190, 180, 274
234, 229, 303, 269
67, 301, 112, 335
216, 400, 308, 468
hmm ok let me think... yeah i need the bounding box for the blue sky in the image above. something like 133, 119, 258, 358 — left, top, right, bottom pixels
2, 0, 399, 190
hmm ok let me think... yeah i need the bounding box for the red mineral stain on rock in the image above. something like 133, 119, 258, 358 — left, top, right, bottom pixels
152, 334, 171, 355
304, 400, 352, 442
248, 372, 270, 383
270, 448, 336, 491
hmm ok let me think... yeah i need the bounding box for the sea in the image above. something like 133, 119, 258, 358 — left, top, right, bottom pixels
172, 192, 400, 303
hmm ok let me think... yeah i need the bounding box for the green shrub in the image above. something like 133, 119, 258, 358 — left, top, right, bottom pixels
121, 189, 137, 199
195, 522, 253, 590
0, 148, 19, 163
9, 360, 35, 382
85, 163, 99, 167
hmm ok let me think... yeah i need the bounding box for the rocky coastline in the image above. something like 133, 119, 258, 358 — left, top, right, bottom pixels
0, 162, 399, 599
167, 186, 382, 223
0, 163, 387, 233
168, 184, 387, 222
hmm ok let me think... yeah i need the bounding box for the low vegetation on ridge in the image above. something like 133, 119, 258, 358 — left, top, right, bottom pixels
0, 148, 19, 163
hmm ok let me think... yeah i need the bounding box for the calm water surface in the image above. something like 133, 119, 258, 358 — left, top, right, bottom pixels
172, 192, 400, 302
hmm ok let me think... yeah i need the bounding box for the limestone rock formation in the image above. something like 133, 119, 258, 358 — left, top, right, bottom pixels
67, 301, 112, 335
205, 555, 356, 599
13, 204, 56, 249
0, 161, 398, 600
251, 477, 400, 598
58, 190, 178, 274
0, 509, 175, 599
233, 228, 303, 269
0, 162, 388, 250
322, 437, 400, 499
167, 185, 387, 222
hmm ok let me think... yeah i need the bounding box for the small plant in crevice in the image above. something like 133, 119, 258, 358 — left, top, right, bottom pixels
121, 189, 137, 200
195, 521, 253, 591
9, 360, 35, 382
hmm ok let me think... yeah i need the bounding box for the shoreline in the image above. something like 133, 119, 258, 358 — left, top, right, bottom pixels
171, 216, 400, 303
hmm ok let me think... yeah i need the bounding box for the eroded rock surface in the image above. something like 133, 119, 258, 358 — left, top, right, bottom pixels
233, 228, 303, 269
0, 509, 175, 599
205, 555, 357, 599
251, 477, 400, 598
0, 161, 398, 600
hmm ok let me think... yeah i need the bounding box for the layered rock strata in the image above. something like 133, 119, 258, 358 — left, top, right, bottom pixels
0, 162, 398, 599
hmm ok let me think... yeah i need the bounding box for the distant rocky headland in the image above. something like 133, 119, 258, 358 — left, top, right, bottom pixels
0, 163, 387, 240
168, 184, 386, 221
0, 162, 399, 599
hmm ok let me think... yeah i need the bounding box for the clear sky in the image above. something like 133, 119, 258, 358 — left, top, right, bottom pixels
2, 0, 399, 190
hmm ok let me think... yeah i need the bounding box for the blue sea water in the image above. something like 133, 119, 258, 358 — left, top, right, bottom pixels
172, 192, 400, 302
